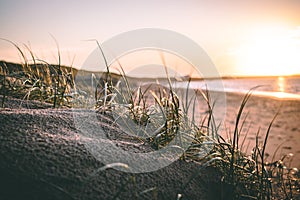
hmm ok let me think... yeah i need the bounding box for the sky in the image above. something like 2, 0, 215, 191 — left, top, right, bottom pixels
1, 0, 300, 77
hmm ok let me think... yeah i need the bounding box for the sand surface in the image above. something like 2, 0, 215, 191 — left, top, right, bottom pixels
0, 97, 220, 200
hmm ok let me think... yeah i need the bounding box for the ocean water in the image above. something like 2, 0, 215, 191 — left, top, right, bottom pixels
188, 76, 300, 99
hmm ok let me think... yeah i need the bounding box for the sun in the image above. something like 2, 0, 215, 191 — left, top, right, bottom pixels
234, 25, 300, 76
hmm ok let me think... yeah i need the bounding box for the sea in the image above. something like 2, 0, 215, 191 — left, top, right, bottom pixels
187, 76, 300, 100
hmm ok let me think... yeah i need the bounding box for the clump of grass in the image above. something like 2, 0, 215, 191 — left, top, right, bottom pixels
96, 72, 183, 146
92, 57, 205, 153
0, 39, 76, 108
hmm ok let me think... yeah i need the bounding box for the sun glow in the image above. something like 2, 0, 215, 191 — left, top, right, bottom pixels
235, 25, 300, 76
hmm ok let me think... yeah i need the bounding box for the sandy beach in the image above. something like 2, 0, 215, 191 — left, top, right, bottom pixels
219, 92, 300, 168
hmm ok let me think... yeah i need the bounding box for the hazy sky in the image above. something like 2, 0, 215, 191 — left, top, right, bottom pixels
1, 0, 300, 77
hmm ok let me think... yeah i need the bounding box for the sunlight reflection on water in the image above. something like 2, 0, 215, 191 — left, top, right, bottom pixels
277, 76, 285, 93
257, 76, 300, 99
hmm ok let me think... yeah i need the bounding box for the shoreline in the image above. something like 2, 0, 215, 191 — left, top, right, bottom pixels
218, 89, 300, 100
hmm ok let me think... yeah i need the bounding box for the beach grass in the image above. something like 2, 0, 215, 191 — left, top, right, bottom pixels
0, 38, 76, 108
0, 40, 299, 199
